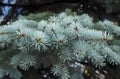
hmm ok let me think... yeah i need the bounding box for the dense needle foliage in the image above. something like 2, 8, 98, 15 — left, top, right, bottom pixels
0, 10, 120, 79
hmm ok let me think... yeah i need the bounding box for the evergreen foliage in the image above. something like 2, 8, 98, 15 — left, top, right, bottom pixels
0, 10, 120, 79
27, 11, 54, 22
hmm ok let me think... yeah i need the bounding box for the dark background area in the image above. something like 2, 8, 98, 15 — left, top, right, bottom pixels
0, 0, 120, 25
